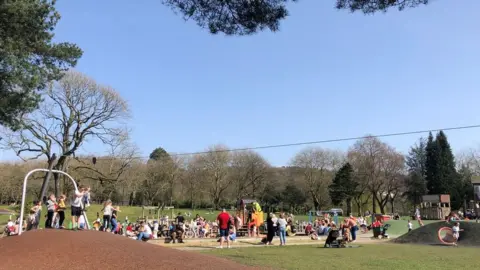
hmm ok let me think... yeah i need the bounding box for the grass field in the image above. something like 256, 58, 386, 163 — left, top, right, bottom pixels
0, 204, 436, 236
207, 244, 480, 270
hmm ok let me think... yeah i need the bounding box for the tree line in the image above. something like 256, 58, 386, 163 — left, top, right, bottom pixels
1, 130, 478, 215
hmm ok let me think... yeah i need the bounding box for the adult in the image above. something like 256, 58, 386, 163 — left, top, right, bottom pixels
101, 200, 113, 231
71, 186, 89, 230
216, 209, 231, 249
137, 221, 152, 241
277, 213, 287, 246
176, 212, 185, 225
346, 215, 358, 242
271, 214, 278, 236
266, 213, 275, 245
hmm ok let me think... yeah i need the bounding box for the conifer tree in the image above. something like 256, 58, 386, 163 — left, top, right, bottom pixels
329, 163, 357, 215
425, 132, 440, 194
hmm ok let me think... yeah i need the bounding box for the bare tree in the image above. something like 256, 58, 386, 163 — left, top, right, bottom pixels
378, 148, 405, 213
230, 150, 270, 200
183, 155, 205, 209
71, 130, 139, 187
141, 154, 184, 206
291, 147, 344, 210
197, 144, 232, 209
348, 136, 405, 214
456, 148, 480, 175
1, 71, 129, 198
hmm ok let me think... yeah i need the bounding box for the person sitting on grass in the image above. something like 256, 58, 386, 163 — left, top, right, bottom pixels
136, 221, 152, 241
126, 223, 135, 237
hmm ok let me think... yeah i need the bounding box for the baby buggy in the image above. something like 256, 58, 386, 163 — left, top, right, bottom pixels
324, 229, 346, 248
372, 223, 391, 239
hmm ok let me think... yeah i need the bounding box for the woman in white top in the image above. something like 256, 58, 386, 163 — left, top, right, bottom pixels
101, 200, 113, 232
277, 213, 288, 246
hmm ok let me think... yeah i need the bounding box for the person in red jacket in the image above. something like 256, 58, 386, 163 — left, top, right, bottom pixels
217, 209, 231, 249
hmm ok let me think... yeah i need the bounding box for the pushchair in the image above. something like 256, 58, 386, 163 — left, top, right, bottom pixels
372, 224, 391, 239
323, 229, 345, 248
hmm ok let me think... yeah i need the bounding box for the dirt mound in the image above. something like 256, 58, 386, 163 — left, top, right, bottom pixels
394, 221, 480, 246
0, 230, 257, 270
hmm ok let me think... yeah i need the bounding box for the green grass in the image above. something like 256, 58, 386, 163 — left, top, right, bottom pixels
207, 244, 480, 270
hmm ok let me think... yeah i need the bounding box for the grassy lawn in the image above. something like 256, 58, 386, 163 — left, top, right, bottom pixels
207, 244, 480, 270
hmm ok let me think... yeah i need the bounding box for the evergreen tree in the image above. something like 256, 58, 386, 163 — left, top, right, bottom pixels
404, 138, 427, 206
329, 163, 357, 215
1, 0, 82, 129
458, 165, 474, 210
435, 131, 461, 208
425, 131, 462, 209
425, 132, 440, 194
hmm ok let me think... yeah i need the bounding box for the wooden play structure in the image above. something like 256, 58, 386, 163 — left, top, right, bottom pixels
236, 199, 264, 237
420, 194, 451, 220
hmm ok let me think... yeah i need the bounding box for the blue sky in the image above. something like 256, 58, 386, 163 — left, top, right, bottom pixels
2, 0, 480, 166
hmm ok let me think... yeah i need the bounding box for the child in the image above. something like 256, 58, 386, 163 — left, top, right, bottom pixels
82, 187, 91, 208
343, 227, 352, 242
78, 214, 86, 230
229, 225, 237, 242
45, 194, 56, 229
407, 220, 413, 232
153, 220, 159, 239
452, 222, 462, 246
57, 195, 67, 229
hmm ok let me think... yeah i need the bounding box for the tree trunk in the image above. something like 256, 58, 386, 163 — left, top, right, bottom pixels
390, 198, 395, 213
346, 198, 352, 216
376, 196, 385, 214
39, 160, 55, 202
372, 191, 376, 214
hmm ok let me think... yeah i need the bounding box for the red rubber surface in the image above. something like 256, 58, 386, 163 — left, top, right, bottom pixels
0, 230, 258, 270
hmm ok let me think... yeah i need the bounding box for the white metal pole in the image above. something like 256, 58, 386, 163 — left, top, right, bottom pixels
19, 169, 79, 236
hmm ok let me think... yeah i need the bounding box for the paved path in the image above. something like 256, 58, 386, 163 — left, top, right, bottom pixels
155, 233, 399, 251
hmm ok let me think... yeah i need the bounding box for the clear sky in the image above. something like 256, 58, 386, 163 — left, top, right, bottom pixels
2, 0, 480, 166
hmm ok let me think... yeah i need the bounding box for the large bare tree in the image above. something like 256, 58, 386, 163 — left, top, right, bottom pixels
1, 70, 129, 198
72, 131, 138, 184
348, 136, 405, 214
291, 147, 344, 210
196, 144, 232, 209
230, 150, 270, 201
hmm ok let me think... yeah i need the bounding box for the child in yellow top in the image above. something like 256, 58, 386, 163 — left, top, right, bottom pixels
57, 195, 67, 228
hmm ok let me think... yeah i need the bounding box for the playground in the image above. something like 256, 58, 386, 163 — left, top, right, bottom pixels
0, 169, 480, 270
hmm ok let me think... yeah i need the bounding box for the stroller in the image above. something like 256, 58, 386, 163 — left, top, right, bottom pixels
324, 229, 346, 248
372, 223, 391, 239
381, 224, 391, 238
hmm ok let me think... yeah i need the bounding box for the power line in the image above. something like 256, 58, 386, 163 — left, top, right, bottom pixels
75, 124, 480, 161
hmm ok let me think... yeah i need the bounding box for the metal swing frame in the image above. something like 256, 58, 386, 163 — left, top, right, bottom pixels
18, 169, 90, 235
